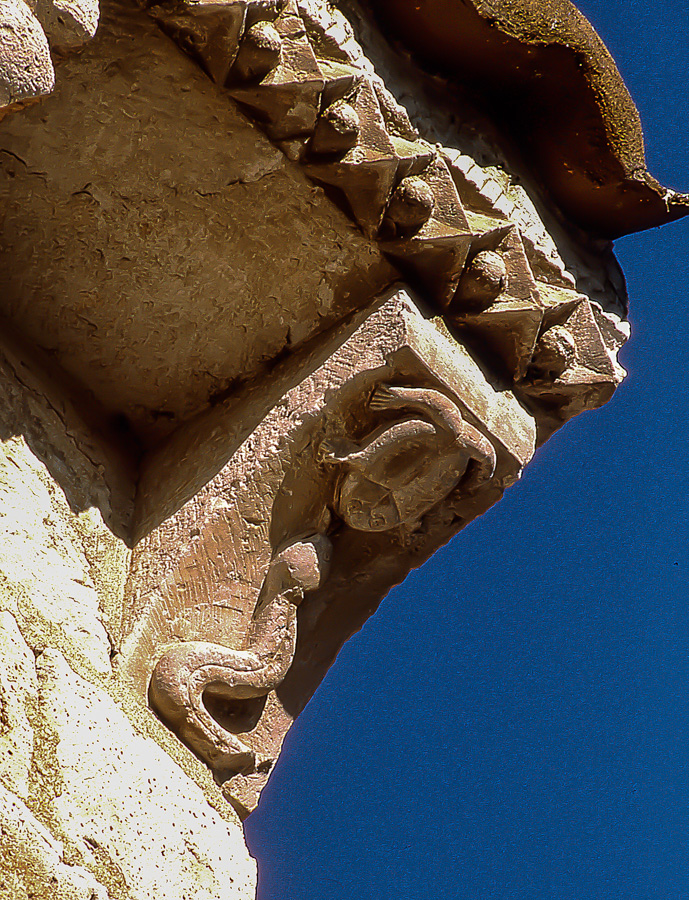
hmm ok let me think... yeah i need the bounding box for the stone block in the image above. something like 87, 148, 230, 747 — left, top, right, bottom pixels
36, 649, 256, 900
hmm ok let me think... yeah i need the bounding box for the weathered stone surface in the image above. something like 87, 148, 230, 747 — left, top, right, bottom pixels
0, 0, 395, 444
230, 0, 325, 140
36, 649, 256, 900
0, 434, 113, 676
369, 0, 689, 236
0, 332, 257, 897
19, 0, 612, 827
380, 157, 473, 306
0, 613, 36, 800
0, 0, 54, 115
0, 0, 668, 893
0, 333, 133, 676
0, 783, 109, 899
33, 0, 100, 50
150, 0, 247, 87
333, 2, 629, 313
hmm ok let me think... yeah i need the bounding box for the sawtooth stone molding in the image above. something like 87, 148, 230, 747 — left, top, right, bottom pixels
0, 0, 684, 896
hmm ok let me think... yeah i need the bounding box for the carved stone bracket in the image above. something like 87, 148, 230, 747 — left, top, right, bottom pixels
125, 0, 630, 443
0, 0, 683, 894
119, 286, 535, 816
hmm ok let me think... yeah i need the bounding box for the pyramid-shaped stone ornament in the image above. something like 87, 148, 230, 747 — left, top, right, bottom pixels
304, 78, 400, 237
229, 0, 324, 140
380, 156, 474, 306
318, 59, 363, 107
293, 61, 363, 158
448, 227, 545, 380
390, 135, 436, 179
149, 0, 248, 86
517, 294, 625, 427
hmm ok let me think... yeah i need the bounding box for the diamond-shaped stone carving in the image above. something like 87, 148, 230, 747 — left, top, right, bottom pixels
229, 0, 324, 140
287, 62, 363, 158
390, 136, 435, 179
448, 227, 544, 380
304, 78, 400, 237
150, 0, 248, 86
380, 157, 474, 306
517, 288, 627, 439
318, 59, 363, 106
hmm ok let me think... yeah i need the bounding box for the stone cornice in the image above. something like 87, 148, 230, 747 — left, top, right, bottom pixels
129, 0, 628, 442
367, 0, 689, 238
0, 0, 643, 847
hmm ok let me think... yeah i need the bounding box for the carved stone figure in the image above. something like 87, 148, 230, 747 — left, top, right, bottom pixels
0, 0, 685, 896
325, 384, 496, 532
147, 379, 497, 788
149, 534, 332, 779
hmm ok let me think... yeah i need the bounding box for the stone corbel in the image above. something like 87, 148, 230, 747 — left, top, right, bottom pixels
0, 0, 634, 848
0, 0, 684, 894
129, 0, 630, 446
119, 286, 535, 816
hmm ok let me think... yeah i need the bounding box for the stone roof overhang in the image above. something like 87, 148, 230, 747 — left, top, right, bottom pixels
368, 0, 689, 238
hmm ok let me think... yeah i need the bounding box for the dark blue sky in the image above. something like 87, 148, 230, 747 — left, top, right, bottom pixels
246, 3, 689, 897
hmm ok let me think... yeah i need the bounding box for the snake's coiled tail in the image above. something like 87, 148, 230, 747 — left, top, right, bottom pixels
149, 534, 332, 776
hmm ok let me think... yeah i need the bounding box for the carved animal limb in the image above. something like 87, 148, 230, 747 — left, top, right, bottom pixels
149, 534, 331, 776
329, 385, 497, 531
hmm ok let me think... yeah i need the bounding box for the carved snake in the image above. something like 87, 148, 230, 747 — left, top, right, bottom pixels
149, 534, 331, 776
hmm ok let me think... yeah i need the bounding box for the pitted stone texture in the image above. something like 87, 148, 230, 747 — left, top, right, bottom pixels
0, 434, 112, 676
0, 331, 134, 663
33, 0, 100, 50
0, 613, 36, 800
0, 0, 54, 114
36, 649, 256, 900
0, 783, 108, 899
